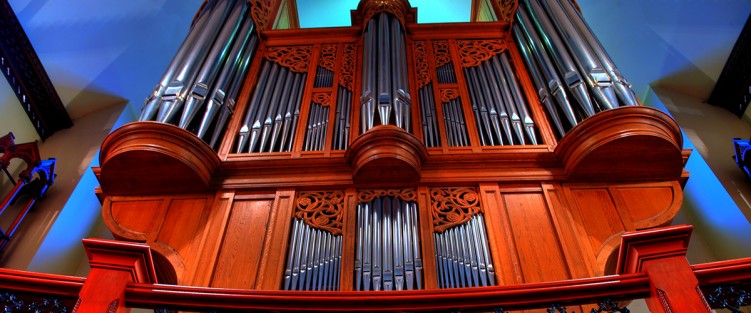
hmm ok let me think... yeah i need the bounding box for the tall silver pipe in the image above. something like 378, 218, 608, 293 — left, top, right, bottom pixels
499, 53, 538, 144
179, 0, 248, 129
282, 219, 342, 291
203, 17, 258, 143
140, 0, 218, 121
513, 24, 566, 137
270, 68, 294, 152
559, 0, 637, 106
515, 8, 579, 128
537, 0, 618, 111
372, 198, 382, 291
464, 68, 490, 146
377, 14, 393, 127
286, 73, 307, 152
360, 20, 376, 133
522, 0, 596, 117
237, 61, 272, 153
434, 214, 496, 289
360, 13, 411, 133
356, 198, 422, 291
283, 218, 301, 290
158, 0, 236, 124
280, 73, 301, 151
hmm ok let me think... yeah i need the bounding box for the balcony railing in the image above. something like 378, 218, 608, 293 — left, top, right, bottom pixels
0, 226, 748, 312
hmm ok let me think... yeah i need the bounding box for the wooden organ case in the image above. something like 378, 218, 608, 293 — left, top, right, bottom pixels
93, 0, 690, 303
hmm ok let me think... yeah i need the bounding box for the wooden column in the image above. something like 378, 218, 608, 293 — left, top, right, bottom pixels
616, 225, 711, 313
77, 239, 157, 313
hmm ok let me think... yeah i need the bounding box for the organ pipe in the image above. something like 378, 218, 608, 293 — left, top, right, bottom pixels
513, 0, 638, 135
139, 0, 259, 149
360, 13, 411, 133
355, 198, 423, 291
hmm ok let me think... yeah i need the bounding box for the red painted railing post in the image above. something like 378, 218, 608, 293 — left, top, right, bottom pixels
76, 239, 157, 313
616, 225, 711, 313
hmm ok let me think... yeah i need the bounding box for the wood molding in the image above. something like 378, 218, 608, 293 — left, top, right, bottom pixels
345, 125, 428, 185
99, 122, 220, 196
555, 106, 684, 182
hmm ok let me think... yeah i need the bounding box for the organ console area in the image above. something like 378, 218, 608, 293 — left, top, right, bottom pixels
80, 0, 748, 312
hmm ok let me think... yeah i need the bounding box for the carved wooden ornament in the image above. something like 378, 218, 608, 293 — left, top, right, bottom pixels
412, 41, 431, 88
250, 0, 272, 30
432, 40, 452, 68
340, 44, 357, 91
457, 40, 507, 67
295, 191, 345, 235
357, 189, 417, 203
265, 46, 312, 73
359, 0, 409, 27
495, 0, 519, 23
312, 92, 332, 106
440, 88, 460, 103
430, 187, 482, 233
318, 44, 337, 72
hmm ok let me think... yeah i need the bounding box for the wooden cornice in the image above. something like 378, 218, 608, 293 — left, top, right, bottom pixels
96, 106, 688, 195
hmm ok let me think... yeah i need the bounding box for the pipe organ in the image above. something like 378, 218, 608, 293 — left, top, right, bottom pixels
95, 0, 690, 304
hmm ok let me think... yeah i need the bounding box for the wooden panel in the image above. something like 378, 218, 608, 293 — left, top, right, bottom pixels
566, 188, 625, 256
614, 183, 679, 228
190, 191, 236, 287
255, 190, 295, 290
503, 192, 569, 283
155, 198, 209, 262
542, 184, 594, 278
479, 183, 522, 285
107, 199, 164, 240
211, 199, 273, 289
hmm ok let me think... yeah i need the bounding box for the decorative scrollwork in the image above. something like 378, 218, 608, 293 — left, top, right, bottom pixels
340, 44, 357, 91
495, 0, 519, 23
413, 41, 431, 88
312, 92, 332, 106
295, 191, 345, 235
440, 88, 460, 103
430, 187, 482, 233
432, 40, 452, 68
319, 44, 337, 72
250, 0, 272, 30
359, 0, 409, 28
706, 285, 751, 313
265, 46, 312, 73
358, 189, 417, 203
547, 304, 569, 313
456, 40, 507, 67
0, 291, 72, 313
590, 299, 630, 313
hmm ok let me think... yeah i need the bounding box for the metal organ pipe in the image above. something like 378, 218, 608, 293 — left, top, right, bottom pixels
521, 0, 596, 118
512, 0, 638, 135
157, 0, 236, 124
360, 13, 411, 133
558, 0, 638, 106
434, 214, 496, 289
140, 0, 260, 150
538, 0, 618, 111
140, 0, 217, 122
283, 218, 342, 291
355, 198, 423, 291
179, 0, 249, 129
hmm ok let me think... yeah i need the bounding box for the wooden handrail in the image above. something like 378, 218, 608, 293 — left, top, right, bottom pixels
0, 267, 83, 297
0, 256, 749, 312
125, 273, 650, 312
